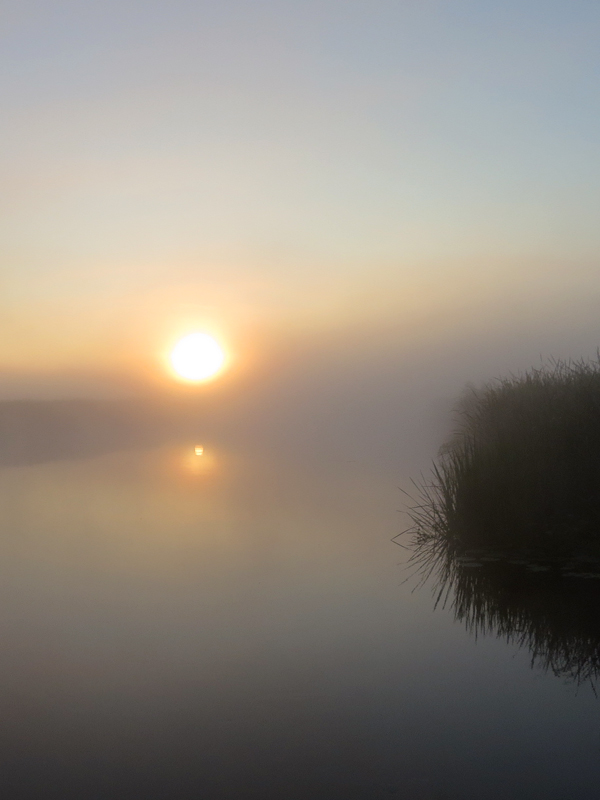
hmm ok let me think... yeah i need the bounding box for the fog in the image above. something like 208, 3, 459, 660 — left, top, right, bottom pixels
0, 291, 599, 798
2, 283, 597, 469
3, 0, 600, 794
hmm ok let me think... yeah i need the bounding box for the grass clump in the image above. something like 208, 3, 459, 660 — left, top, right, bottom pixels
408, 357, 600, 564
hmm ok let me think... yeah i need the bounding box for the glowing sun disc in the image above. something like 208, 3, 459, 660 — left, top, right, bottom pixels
170, 333, 225, 381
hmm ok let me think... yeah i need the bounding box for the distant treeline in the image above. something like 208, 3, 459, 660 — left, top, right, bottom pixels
0, 398, 204, 466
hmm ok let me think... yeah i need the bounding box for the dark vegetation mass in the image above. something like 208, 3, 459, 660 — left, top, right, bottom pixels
402, 357, 600, 686
408, 357, 600, 566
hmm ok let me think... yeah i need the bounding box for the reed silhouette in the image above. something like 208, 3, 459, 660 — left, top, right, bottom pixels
402, 357, 600, 685
408, 358, 600, 564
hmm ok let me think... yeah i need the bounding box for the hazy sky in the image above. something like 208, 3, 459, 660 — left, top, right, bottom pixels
2, 0, 600, 391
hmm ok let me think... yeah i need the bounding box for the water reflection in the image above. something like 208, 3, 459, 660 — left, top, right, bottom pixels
404, 360, 600, 686
419, 552, 600, 685
2, 392, 600, 796
0, 433, 409, 799
183, 444, 217, 478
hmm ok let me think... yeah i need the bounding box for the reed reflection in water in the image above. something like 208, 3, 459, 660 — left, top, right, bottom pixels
433, 556, 600, 685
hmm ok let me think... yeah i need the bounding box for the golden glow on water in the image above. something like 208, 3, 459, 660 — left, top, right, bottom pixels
183, 444, 217, 478
170, 333, 225, 382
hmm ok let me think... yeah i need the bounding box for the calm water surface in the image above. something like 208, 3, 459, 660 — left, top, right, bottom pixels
0, 418, 599, 799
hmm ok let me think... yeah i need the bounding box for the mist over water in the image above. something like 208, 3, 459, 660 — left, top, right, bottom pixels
1, 311, 600, 798
4, 0, 600, 794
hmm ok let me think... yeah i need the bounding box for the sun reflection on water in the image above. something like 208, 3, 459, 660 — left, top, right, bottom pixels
183, 444, 217, 478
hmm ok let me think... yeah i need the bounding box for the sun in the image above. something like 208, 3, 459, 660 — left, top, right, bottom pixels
170, 333, 225, 381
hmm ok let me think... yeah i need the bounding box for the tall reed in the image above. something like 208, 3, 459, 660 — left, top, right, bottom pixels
406, 357, 600, 566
